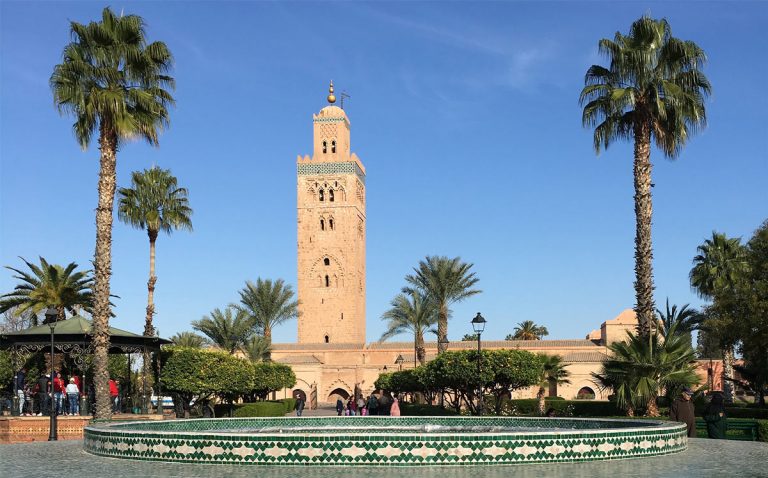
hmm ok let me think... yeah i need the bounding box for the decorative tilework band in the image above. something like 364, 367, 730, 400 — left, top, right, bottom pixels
83, 416, 687, 467
298, 162, 365, 184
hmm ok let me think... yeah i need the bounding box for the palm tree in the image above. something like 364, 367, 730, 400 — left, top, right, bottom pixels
0, 257, 93, 323
580, 16, 711, 336
379, 291, 438, 365
593, 323, 699, 417
169, 331, 208, 348
235, 278, 298, 360
655, 299, 703, 348
509, 321, 549, 340
241, 336, 271, 362
404, 256, 481, 354
118, 167, 192, 338
191, 307, 253, 354
50, 7, 175, 420
690, 232, 748, 402
537, 355, 571, 414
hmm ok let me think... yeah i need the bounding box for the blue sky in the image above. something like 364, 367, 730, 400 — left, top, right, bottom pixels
1, 1, 766, 344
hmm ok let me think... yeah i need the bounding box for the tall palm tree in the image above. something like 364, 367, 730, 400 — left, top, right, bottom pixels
655, 299, 703, 348
690, 232, 748, 402
593, 323, 699, 417
50, 7, 175, 420
537, 355, 571, 414
169, 331, 208, 348
580, 16, 711, 336
509, 321, 549, 340
235, 278, 298, 360
404, 256, 481, 354
379, 291, 438, 365
118, 167, 192, 337
0, 257, 93, 323
191, 307, 253, 354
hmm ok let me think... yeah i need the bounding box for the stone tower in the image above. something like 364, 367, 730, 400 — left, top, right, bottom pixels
296, 82, 366, 344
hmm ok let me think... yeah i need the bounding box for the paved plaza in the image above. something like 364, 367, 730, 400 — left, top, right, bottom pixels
0, 438, 765, 478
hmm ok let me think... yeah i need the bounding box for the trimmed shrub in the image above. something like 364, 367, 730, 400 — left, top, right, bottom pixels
757, 419, 768, 442
400, 403, 458, 416
499, 399, 622, 417
233, 401, 288, 417
282, 397, 297, 413
725, 407, 768, 419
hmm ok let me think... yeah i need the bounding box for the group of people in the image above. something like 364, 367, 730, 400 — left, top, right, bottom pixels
670, 387, 729, 439
10, 368, 124, 416
12, 368, 83, 416
334, 393, 400, 417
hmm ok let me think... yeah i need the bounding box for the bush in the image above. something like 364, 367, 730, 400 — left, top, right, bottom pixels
252, 362, 296, 400
282, 397, 297, 413
498, 399, 622, 417
400, 403, 458, 416
233, 401, 287, 417
757, 419, 768, 442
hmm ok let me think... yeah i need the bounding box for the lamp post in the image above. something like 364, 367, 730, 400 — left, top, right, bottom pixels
395, 354, 405, 371
46, 307, 58, 441
471, 312, 486, 416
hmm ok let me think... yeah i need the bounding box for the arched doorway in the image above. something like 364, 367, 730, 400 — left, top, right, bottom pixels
292, 389, 307, 403
577, 387, 596, 400
327, 388, 350, 403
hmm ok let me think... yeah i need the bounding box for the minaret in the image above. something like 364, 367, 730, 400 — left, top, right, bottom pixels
296, 82, 366, 344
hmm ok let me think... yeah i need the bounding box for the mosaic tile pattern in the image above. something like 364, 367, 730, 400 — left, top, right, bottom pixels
298, 162, 366, 184
84, 416, 687, 466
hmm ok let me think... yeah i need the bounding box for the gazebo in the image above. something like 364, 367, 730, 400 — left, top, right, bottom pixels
0, 315, 171, 415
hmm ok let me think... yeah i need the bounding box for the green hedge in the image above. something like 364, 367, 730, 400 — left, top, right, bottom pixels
501, 399, 622, 417
400, 403, 458, 416
724, 407, 768, 419
213, 399, 294, 418
758, 419, 768, 442
233, 401, 287, 417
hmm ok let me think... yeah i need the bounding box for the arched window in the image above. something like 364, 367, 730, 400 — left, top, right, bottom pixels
329, 219, 334, 230
320, 219, 325, 231
331, 140, 336, 153
323, 258, 330, 266
577, 387, 596, 400
325, 275, 330, 287
329, 190, 335, 202
324, 335, 329, 343
322, 140, 327, 154
319, 189, 324, 201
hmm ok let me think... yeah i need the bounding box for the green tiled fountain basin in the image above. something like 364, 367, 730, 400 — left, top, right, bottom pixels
83, 416, 687, 466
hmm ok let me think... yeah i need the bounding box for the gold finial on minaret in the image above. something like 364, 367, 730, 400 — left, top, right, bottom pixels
327, 80, 336, 104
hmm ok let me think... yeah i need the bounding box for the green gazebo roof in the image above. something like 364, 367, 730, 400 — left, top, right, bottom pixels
14, 315, 144, 338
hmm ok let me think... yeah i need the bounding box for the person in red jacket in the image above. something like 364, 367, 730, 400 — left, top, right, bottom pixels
53, 372, 66, 415
109, 378, 119, 413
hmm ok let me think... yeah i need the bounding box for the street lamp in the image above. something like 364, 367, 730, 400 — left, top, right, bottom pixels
471, 312, 486, 416
395, 354, 405, 371
46, 307, 58, 441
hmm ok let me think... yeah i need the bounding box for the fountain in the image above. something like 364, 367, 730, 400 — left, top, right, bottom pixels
84, 416, 687, 466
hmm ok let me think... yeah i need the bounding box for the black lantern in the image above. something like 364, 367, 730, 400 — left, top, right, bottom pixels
46, 307, 58, 441
395, 354, 405, 371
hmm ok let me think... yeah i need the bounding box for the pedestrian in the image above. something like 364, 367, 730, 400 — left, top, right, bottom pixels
66, 378, 80, 416
36, 373, 50, 416
346, 397, 357, 416
356, 396, 365, 416
53, 372, 65, 415
703, 393, 727, 439
295, 396, 305, 417
14, 368, 26, 416
109, 378, 119, 413
367, 394, 379, 416
390, 395, 401, 417
335, 398, 344, 416
670, 387, 696, 438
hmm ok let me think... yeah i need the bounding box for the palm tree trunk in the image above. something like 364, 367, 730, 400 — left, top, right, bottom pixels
264, 326, 272, 361
415, 331, 426, 365
92, 123, 118, 420
646, 396, 659, 417
722, 346, 735, 403
437, 303, 448, 354
145, 230, 158, 337
537, 386, 546, 415
633, 121, 656, 337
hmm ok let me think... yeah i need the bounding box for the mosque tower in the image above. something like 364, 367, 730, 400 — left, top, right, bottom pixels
296, 82, 366, 344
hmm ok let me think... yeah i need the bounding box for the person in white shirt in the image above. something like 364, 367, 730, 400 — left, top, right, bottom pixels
65, 378, 80, 415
